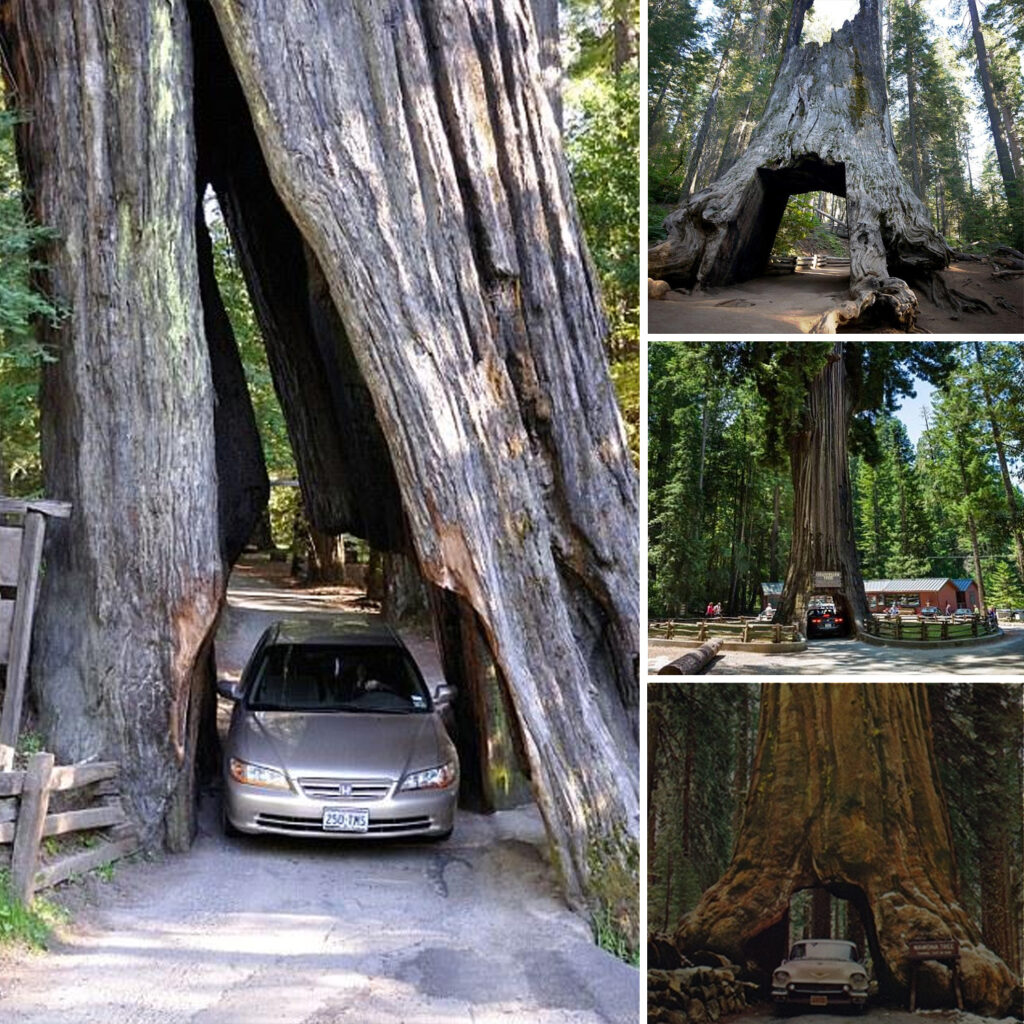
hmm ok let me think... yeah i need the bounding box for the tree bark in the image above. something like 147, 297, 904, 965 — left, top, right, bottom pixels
650, 0, 947, 332
0, 1, 224, 849
675, 683, 1017, 1015
4, 0, 639, 935
973, 342, 1024, 585
966, 0, 1020, 237
775, 345, 870, 633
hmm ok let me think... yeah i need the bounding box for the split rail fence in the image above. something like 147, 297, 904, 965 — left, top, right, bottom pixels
649, 618, 801, 644
863, 613, 999, 642
0, 749, 139, 902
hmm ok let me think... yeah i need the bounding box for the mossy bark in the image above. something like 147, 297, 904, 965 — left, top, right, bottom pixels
675, 683, 1017, 1016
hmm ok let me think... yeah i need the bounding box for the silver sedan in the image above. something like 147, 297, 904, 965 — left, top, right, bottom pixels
221, 616, 458, 840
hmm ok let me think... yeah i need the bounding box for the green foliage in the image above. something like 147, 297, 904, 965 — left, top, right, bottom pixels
562, 3, 639, 460
0, 103, 63, 495
0, 870, 63, 948
770, 195, 821, 256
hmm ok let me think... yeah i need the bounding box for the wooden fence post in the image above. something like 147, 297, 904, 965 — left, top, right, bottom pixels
11, 750, 54, 904
0, 511, 46, 751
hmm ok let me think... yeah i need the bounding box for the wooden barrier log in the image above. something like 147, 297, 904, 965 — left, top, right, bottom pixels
10, 751, 54, 903
656, 639, 723, 676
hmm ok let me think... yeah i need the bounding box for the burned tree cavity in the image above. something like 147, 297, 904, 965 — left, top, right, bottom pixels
649, 0, 953, 332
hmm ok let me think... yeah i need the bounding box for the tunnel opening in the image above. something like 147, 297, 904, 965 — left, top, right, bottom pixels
705, 155, 848, 287
188, 3, 531, 817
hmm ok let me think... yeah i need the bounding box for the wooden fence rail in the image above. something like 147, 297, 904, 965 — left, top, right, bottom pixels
0, 751, 138, 903
863, 613, 999, 642
649, 618, 801, 644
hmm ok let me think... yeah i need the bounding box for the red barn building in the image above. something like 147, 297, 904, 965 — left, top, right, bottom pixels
862, 578, 979, 613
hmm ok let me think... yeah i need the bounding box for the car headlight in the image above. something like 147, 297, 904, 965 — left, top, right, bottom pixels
773, 970, 790, 984
229, 758, 291, 790
850, 972, 867, 987
400, 761, 457, 791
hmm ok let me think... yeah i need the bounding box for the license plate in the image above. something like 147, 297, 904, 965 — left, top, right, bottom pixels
322, 808, 369, 832
809, 996, 828, 1007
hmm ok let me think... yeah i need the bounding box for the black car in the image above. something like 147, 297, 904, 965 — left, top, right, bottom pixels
806, 601, 847, 638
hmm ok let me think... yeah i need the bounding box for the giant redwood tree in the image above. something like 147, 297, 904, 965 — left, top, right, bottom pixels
0, 0, 639, 933
675, 683, 1017, 1016
747, 342, 952, 632
649, 0, 971, 332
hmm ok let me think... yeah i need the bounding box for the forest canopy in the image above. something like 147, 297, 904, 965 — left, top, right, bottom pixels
649, 0, 1024, 252
649, 341, 1024, 618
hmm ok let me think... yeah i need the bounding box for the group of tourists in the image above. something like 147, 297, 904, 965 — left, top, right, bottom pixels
705, 600, 723, 617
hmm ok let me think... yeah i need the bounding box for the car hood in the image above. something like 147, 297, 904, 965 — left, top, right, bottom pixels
781, 958, 864, 981
231, 710, 449, 781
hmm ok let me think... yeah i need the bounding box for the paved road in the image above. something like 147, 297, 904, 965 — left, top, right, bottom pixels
705, 1008, 1010, 1024
649, 624, 1024, 676
0, 567, 638, 1023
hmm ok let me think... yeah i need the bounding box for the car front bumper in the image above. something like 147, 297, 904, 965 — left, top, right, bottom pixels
224, 771, 457, 839
772, 988, 867, 1006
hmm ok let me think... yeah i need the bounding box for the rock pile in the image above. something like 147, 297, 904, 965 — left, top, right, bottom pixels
648, 964, 757, 1024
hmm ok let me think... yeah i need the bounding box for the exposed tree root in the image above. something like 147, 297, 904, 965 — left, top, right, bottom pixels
911, 270, 995, 316
811, 275, 919, 333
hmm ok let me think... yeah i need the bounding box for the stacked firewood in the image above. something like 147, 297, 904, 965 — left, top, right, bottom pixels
648, 951, 758, 1024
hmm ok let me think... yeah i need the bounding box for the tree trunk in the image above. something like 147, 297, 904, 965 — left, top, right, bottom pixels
966, 0, 1020, 241
973, 343, 1024, 585
776, 345, 870, 633
3, 0, 639, 935
768, 482, 781, 583
904, 14, 924, 198
306, 527, 346, 584
675, 683, 1017, 1015
682, 44, 731, 198
530, 0, 562, 131
650, 0, 947, 332
0, 1, 224, 849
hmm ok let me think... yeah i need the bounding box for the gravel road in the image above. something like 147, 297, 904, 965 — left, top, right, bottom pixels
0, 564, 639, 1023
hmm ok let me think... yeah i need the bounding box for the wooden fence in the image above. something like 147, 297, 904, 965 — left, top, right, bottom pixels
0, 747, 138, 903
0, 497, 72, 765
862, 613, 999, 642
649, 618, 801, 644
767, 254, 851, 274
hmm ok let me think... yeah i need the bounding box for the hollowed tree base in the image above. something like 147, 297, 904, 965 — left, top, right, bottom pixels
649, 0, 949, 333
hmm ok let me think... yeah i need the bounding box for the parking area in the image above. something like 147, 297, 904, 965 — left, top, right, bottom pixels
648, 623, 1024, 675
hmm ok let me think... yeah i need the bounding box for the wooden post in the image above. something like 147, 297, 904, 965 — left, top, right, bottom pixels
11, 750, 54, 904
698, 620, 707, 642
909, 964, 918, 1012
666, 621, 674, 640
773, 623, 782, 644
0, 511, 46, 751
742, 622, 750, 643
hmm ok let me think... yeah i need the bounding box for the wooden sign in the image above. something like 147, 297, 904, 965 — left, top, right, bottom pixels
908, 939, 959, 960
813, 571, 841, 588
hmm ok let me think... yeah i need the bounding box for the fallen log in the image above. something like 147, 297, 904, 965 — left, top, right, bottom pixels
656, 639, 723, 675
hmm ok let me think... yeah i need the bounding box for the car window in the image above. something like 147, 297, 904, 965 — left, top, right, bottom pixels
246, 644, 432, 713
789, 941, 856, 960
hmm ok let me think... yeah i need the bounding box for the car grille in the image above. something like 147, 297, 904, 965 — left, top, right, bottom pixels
791, 983, 848, 994
297, 777, 392, 801
254, 813, 433, 834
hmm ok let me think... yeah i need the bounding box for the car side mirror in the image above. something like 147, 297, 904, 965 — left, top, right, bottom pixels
433, 683, 456, 704
217, 677, 243, 701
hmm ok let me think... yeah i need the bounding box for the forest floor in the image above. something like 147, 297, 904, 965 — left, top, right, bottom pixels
718, 1006, 1019, 1024
648, 262, 1023, 334
648, 622, 1024, 675
0, 557, 638, 1023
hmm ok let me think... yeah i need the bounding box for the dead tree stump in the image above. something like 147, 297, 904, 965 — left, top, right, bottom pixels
649, 0, 949, 332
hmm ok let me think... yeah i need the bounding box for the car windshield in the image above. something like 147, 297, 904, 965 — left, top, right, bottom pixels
789, 940, 856, 961
246, 643, 432, 714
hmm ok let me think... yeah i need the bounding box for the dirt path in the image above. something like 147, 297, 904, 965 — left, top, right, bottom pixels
648, 624, 1024, 676
0, 563, 638, 1023
648, 263, 1023, 334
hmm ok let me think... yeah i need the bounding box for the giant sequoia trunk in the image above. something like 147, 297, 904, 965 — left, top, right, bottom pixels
649, 0, 948, 332
775, 345, 870, 633
675, 684, 1017, 1016
1, 1, 639, 931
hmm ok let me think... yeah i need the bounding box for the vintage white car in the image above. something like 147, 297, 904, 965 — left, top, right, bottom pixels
771, 939, 869, 1011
